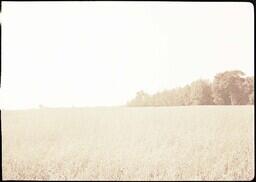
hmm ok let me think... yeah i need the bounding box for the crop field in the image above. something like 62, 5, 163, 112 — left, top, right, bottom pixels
1, 106, 254, 180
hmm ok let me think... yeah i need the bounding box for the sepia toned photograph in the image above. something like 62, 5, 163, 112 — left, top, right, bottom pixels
0, 1, 254, 181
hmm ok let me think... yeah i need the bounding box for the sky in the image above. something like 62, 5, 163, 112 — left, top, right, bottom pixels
0, 2, 254, 109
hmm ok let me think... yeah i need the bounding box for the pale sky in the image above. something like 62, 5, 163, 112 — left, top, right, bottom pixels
0, 2, 254, 109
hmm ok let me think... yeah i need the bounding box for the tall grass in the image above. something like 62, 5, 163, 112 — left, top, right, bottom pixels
2, 106, 254, 180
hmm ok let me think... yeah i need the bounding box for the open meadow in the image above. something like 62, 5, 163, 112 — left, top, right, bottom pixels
1, 106, 254, 180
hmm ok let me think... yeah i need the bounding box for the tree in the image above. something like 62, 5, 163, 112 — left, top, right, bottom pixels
126, 70, 253, 106
243, 76, 254, 104
174, 85, 192, 106
212, 70, 246, 105
249, 92, 254, 104
190, 79, 213, 105
127, 90, 151, 106
171, 88, 184, 106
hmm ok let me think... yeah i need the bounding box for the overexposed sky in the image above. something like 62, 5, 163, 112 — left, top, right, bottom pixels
0, 2, 254, 109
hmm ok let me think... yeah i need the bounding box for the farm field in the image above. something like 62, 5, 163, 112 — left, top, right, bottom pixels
1, 106, 254, 180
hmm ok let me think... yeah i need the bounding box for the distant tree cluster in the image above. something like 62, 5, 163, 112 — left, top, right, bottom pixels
127, 70, 254, 106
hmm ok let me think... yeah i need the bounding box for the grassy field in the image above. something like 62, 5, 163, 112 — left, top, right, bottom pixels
1, 106, 254, 180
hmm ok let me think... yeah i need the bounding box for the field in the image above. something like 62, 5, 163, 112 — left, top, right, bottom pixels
1, 106, 254, 180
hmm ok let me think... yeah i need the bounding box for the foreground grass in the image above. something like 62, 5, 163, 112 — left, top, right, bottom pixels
2, 106, 254, 180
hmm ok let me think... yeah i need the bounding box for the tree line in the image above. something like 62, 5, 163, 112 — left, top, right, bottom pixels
127, 70, 254, 106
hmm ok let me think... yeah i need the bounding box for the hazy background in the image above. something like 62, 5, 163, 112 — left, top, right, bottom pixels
0, 2, 254, 109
